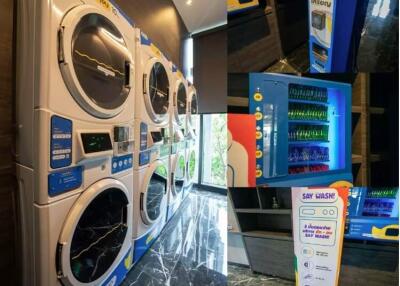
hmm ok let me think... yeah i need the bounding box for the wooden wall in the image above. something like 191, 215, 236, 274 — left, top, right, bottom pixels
114, 0, 189, 69
0, 0, 17, 284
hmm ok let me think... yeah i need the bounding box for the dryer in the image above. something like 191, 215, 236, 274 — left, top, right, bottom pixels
132, 147, 169, 263
133, 29, 172, 170
166, 63, 188, 221
16, 0, 135, 285
183, 85, 199, 199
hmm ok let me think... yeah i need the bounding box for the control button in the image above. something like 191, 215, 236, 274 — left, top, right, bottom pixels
113, 162, 117, 169
124, 159, 128, 165
118, 161, 123, 167
323, 209, 328, 215
329, 209, 335, 215
128, 158, 132, 164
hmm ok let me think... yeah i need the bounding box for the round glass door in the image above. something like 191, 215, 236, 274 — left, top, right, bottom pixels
142, 164, 167, 223
175, 82, 187, 124
188, 150, 196, 180
69, 188, 128, 283
173, 154, 186, 195
189, 93, 198, 126
146, 62, 170, 121
63, 12, 131, 115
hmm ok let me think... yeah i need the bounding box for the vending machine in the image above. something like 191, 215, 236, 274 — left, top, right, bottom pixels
308, 0, 368, 72
249, 73, 352, 187
345, 188, 399, 242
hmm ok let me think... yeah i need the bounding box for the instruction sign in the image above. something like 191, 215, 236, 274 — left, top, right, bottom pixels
292, 187, 349, 286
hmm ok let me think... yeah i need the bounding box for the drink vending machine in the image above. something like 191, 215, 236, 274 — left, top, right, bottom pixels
249, 73, 352, 186
308, 0, 368, 72
346, 188, 399, 242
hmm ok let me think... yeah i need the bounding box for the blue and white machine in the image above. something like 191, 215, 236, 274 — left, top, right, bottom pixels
16, 0, 135, 285
308, 0, 368, 72
131, 29, 171, 263
345, 188, 399, 242
249, 73, 352, 187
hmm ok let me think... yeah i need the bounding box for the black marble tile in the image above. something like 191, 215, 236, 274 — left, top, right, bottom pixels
228, 264, 294, 286
356, 0, 398, 72
122, 190, 227, 286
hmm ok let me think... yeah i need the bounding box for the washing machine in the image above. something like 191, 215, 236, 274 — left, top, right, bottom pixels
166, 63, 188, 221
131, 146, 169, 263
133, 28, 172, 170
183, 84, 199, 199
16, 0, 136, 285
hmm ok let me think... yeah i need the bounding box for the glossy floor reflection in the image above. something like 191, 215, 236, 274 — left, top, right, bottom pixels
357, 0, 399, 71
228, 264, 294, 286
123, 190, 227, 286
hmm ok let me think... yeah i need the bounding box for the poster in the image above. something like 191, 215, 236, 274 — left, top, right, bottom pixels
309, 0, 335, 48
227, 114, 256, 187
292, 187, 349, 286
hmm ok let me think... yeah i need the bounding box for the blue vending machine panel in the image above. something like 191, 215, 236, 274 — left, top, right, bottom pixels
345, 188, 399, 242
309, 0, 367, 72
249, 73, 352, 186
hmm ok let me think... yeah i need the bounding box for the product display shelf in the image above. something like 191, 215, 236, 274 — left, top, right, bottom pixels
228, 187, 295, 280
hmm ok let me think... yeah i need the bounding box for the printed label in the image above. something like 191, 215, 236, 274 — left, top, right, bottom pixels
50, 116, 73, 169
48, 166, 83, 196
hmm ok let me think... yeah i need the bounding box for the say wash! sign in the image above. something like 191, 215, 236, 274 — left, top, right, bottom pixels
292, 188, 349, 286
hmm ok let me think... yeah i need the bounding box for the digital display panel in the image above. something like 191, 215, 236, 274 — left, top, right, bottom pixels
81, 133, 112, 154
151, 132, 163, 143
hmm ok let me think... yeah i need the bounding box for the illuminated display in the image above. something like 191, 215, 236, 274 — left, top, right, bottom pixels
81, 133, 112, 154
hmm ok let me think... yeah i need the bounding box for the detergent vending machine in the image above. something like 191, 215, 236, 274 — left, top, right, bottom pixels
345, 188, 399, 242
308, 0, 368, 72
249, 73, 352, 187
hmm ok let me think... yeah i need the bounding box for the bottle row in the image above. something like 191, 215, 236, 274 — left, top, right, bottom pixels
288, 164, 329, 174
366, 188, 398, 199
288, 103, 328, 122
362, 200, 395, 217
289, 84, 328, 103
289, 125, 329, 141
288, 146, 329, 163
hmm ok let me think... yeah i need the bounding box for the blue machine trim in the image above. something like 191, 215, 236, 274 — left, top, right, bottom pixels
50, 115, 73, 169
140, 32, 152, 46
100, 247, 132, 286
112, 154, 133, 174
108, 0, 135, 26
48, 166, 83, 196
133, 224, 163, 263
249, 73, 352, 186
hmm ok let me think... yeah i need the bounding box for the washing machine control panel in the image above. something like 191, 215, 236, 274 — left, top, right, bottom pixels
50, 116, 73, 169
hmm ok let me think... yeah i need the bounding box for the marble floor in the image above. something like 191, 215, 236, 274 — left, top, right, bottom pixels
357, 0, 399, 72
122, 190, 227, 286
228, 264, 294, 286
265, 43, 309, 74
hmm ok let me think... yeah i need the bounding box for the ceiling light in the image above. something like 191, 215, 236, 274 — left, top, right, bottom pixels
186, 0, 192, 6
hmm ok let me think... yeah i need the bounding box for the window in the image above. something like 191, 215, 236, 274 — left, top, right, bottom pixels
201, 114, 227, 188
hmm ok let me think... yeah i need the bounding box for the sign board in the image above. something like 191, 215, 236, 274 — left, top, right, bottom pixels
292, 187, 349, 286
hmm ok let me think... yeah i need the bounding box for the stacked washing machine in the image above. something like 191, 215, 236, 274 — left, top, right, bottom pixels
130, 28, 171, 264
183, 84, 199, 199
16, 1, 199, 284
16, 1, 136, 285
167, 63, 189, 222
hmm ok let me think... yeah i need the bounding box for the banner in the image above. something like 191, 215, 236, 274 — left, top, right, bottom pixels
292, 187, 349, 286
